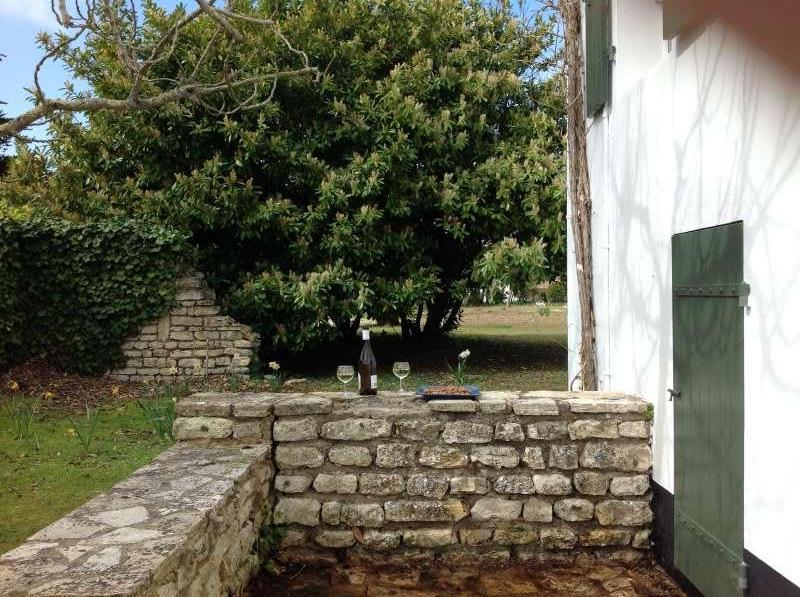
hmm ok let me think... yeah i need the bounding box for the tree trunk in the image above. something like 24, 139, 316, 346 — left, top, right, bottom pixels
560, 0, 599, 390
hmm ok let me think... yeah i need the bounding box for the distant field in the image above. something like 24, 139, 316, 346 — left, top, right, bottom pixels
279, 304, 568, 393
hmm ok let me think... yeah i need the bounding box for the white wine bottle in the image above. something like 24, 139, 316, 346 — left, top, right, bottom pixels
358, 329, 377, 395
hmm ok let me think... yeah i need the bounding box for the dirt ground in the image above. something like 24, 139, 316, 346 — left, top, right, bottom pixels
249, 558, 685, 597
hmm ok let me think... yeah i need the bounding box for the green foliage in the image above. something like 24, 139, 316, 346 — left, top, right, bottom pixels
136, 394, 177, 443
5, 0, 565, 348
545, 280, 567, 303
472, 237, 547, 302
5, 396, 40, 447
67, 405, 99, 453
0, 213, 187, 373
253, 505, 286, 576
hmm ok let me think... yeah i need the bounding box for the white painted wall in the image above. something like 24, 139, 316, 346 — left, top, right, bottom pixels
569, 0, 800, 586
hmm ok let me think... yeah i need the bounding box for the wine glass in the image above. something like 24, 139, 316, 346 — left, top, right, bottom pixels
337, 365, 355, 396
392, 361, 411, 392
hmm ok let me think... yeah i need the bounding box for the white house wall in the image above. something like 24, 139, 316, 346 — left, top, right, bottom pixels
570, 4, 800, 586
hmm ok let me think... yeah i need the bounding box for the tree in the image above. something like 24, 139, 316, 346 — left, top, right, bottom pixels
557, 0, 598, 389
0, 0, 318, 139
4, 0, 566, 351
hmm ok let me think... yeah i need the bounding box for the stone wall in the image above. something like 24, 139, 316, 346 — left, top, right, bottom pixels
110, 273, 259, 382
174, 390, 654, 567
0, 443, 271, 597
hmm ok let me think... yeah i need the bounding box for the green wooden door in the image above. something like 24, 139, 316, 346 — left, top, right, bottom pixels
672, 222, 747, 596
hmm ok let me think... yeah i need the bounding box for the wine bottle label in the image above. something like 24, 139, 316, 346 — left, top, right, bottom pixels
371, 374, 377, 389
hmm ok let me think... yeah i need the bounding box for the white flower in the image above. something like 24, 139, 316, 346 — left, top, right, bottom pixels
458, 349, 471, 360
269, 361, 281, 371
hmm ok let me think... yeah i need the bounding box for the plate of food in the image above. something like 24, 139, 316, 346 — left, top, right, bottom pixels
416, 384, 481, 400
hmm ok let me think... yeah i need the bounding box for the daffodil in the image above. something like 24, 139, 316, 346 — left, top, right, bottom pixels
7, 380, 19, 392
269, 361, 281, 371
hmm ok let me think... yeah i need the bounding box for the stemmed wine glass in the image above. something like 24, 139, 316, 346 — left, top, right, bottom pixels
337, 365, 355, 396
392, 361, 411, 392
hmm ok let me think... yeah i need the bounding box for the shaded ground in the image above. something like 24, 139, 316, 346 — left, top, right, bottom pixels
249, 559, 684, 597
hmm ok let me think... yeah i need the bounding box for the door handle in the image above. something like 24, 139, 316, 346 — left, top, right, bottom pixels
668, 388, 682, 401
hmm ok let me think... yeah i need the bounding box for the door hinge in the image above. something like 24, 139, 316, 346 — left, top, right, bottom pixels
673, 282, 750, 307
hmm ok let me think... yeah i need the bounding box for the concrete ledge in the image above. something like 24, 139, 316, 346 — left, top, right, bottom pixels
0, 443, 271, 597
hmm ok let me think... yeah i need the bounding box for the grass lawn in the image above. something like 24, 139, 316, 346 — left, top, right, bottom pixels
0, 400, 169, 554
274, 304, 568, 393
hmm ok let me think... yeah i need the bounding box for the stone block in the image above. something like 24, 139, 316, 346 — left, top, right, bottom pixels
579, 529, 632, 547
328, 445, 373, 467
513, 398, 558, 416
428, 400, 478, 413
522, 498, 553, 522
554, 498, 594, 521
527, 421, 568, 440
449, 476, 490, 495
441, 548, 511, 568
610, 475, 650, 496
275, 445, 325, 469
493, 526, 538, 545
573, 471, 609, 495
533, 474, 572, 495
568, 419, 619, 440
419, 446, 468, 468
274, 418, 318, 442
275, 475, 313, 493
321, 418, 392, 440
566, 397, 648, 414
359, 473, 405, 495
441, 421, 493, 444
402, 528, 455, 548
173, 417, 233, 440
540, 527, 578, 550
521, 446, 546, 469
580, 442, 652, 473
321, 501, 342, 525
406, 474, 449, 499
384, 500, 468, 522
470, 498, 522, 521
548, 445, 579, 470
275, 396, 332, 416
619, 421, 649, 438
458, 528, 493, 545
315, 530, 355, 548
395, 420, 442, 441
232, 420, 263, 440
494, 422, 525, 442
274, 498, 320, 526
494, 475, 536, 495
376, 444, 416, 468
280, 530, 307, 548
595, 500, 653, 526
479, 400, 509, 414
340, 503, 385, 527
632, 529, 651, 549
471, 446, 519, 469
175, 394, 233, 417
361, 530, 401, 550
233, 394, 278, 418
313, 474, 358, 494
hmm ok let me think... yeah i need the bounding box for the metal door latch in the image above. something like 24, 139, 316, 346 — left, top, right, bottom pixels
668, 388, 681, 401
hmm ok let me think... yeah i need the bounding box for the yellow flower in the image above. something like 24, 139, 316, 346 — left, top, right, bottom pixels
7, 380, 19, 392
110, 385, 120, 397
269, 361, 281, 371
65, 428, 76, 436
44, 392, 55, 400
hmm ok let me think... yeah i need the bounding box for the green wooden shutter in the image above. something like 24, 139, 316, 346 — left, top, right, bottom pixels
585, 0, 610, 116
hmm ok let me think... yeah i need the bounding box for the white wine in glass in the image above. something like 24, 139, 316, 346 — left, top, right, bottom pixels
392, 361, 411, 392
337, 365, 355, 396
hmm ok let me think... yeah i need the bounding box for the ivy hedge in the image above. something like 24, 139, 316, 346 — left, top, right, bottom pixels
0, 215, 188, 374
